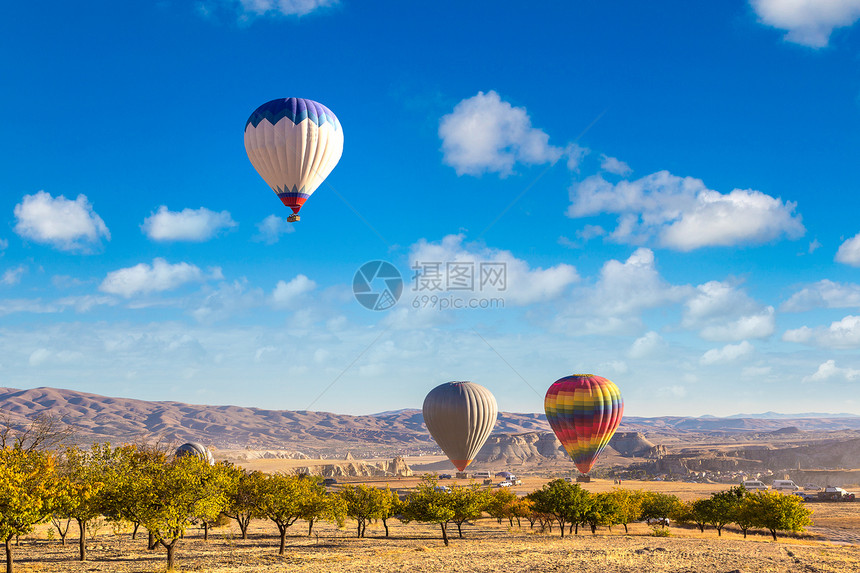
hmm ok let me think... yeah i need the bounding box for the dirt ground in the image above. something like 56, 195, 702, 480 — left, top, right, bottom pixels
9, 515, 860, 573
9, 478, 860, 572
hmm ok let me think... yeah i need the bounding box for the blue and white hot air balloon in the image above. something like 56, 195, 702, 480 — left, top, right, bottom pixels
244, 98, 344, 222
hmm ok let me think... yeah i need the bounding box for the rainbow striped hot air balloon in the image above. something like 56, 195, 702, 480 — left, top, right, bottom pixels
244, 98, 344, 222
544, 374, 624, 475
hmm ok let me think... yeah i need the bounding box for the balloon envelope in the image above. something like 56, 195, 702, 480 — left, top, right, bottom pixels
544, 374, 623, 474
423, 381, 498, 472
244, 97, 344, 216
175, 442, 215, 466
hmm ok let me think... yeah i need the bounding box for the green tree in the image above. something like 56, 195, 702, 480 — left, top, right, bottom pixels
708, 487, 744, 536
296, 477, 331, 536
606, 488, 643, 533
254, 473, 305, 555
57, 445, 114, 561
0, 447, 58, 573
221, 465, 262, 540
340, 484, 385, 538
583, 492, 621, 534
99, 443, 169, 548
486, 487, 518, 526
375, 486, 400, 537
742, 490, 813, 541
400, 476, 455, 546
447, 484, 490, 538
640, 491, 682, 528
135, 455, 226, 571
526, 479, 591, 537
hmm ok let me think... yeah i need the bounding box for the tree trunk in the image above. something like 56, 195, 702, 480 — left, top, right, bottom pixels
77, 519, 87, 561
203, 522, 209, 542
148, 531, 157, 550
307, 519, 314, 536
574, 522, 579, 535
590, 523, 596, 534
383, 518, 389, 537
5, 535, 13, 573
456, 522, 463, 538
166, 542, 176, 572
623, 523, 628, 534
278, 525, 287, 556
716, 526, 723, 536
239, 518, 248, 540
131, 522, 139, 540
770, 529, 777, 541
440, 523, 449, 547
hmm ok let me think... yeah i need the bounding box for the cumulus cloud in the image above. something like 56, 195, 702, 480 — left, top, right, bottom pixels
568, 171, 804, 250
13, 191, 110, 252
191, 279, 265, 323
409, 234, 578, 307
628, 331, 665, 359
750, 0, 860, 47
2, 266, 26, 286
439, 91, 563, 176
565, 143, 590, 172
836, 233, 860, 266
599, 154, 632, 176
783, 315, 860, 348
553, 249, 691, 335
802, 359, 860, 383
782, 279, 860, 312
585, 248, 690, 316
700, 341, 755, 365
100, 259, 217, 298
683, 281, 775, 341
253, 215, 296, 244
142, 206, 237, 242
271, 275, 316, 308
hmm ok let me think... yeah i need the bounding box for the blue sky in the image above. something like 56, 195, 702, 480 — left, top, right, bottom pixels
2, 0, 860, 416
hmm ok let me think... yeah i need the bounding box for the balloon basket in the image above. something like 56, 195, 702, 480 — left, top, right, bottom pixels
287, 214, 300, 223
576, 475, 591, 483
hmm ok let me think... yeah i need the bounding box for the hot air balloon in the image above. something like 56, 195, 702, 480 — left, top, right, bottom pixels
175, 442, 215, 466
544, 374, 623, 475
423, 381, 498, 472
244, 98, 344, 222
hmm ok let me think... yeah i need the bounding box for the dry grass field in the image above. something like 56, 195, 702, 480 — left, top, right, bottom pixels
9, 512, 860, 573
8, 478, 860, 573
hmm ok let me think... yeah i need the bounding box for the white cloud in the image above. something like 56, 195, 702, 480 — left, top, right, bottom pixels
568, 171, 804, 250
783, 315, 860, 348
565, 143, 590, 172
439, 91, 563, 176
142, 206, 237, 242
683, 281, 775, 341
191, 280, 265, 323
750, 0, 860, 47
2, 266, 26, 286
802, 359, 860, 383
628, 331, 665, 359
657, 385, 687, 398
199, 0, 336, 20
100, 259, 212, 298
836, 233, 860, 266
586, 248, 690, 316
410, 234, 579, 306
782, 279, 860, 311
742, 365, 772, 378
271, 275, 316, 308
0, 238, 7, 251
253, 214, 296, 244
13, 191, 110, 252
599, 154, 632, 176
700, 341, 755, 365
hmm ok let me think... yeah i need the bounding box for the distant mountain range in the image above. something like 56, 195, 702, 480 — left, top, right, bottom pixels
2, 386, 860, 451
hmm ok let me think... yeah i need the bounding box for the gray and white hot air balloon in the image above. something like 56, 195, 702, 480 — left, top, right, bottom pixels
175, 442, 215, 466
422, 381, 498, 472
